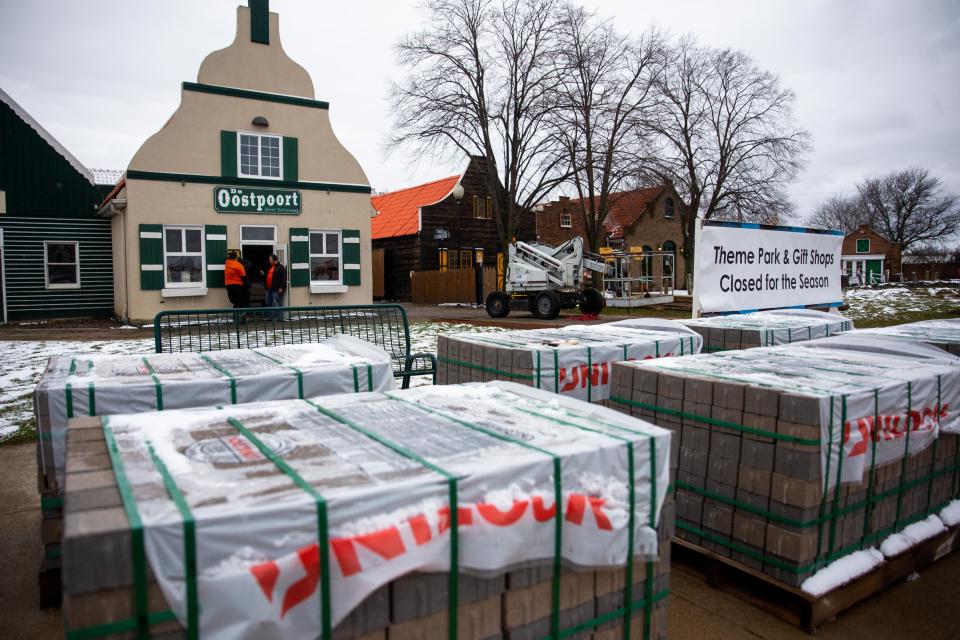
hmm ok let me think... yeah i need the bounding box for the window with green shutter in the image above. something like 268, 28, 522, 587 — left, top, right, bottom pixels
342, 229, 361, 286
283, 137, 298, 182
139, 224, 164, 290
856, 238, 870, 253
289, 227, 309, 286
205, 225, 228, 287
220, 131, 237, 178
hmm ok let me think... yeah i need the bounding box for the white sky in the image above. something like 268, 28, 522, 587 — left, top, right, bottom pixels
1, 0, 957, 220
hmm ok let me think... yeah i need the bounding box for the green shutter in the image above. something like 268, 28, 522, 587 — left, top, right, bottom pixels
205, 225, 227, 288
283, 137, 298, 182
342, 229, 361, 286
139, 224, 163, 290
250, 0, 270, 45
221, 131, 237, 178
290, 227, 309, 287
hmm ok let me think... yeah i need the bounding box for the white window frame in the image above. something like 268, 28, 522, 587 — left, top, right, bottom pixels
308, 229, 342, 286
559, 212, 572, 228
237, 131, 283, 181
240, 224, 278, 245
163, 225, 206, 289
44, 240, 81, 290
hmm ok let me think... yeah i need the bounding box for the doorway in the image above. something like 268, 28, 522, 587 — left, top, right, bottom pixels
240, 225, 280, 307
0, 228, 6, 323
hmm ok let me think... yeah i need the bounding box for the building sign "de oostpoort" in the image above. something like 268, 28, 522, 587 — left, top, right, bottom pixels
214, 186, 302, 215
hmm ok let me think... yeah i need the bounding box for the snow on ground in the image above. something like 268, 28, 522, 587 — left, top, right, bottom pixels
0, 338, 153, 441
842, 285, 960, 322
0, 322, 507, 441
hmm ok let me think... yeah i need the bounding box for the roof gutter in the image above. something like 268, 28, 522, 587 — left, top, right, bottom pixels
97, 198, 127, 218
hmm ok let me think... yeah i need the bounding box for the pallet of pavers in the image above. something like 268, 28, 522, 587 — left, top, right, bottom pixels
62, 382, 672, 640
680, 308, 853, 352
437, 319, 702, 403
608, 341, 960, 630
33, 335, 395, 607
842, 319, 960, 356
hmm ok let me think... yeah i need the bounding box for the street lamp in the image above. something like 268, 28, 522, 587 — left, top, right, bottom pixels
452, 182, 465, 266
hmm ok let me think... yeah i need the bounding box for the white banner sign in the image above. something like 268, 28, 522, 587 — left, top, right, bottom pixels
693, 222, 843, 314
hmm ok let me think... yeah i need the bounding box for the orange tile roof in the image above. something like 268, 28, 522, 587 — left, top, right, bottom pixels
371, 175, 461, 239
601, 186, 665, 238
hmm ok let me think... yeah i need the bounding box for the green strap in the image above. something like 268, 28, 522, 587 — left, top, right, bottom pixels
66, 611, 178, 640
142, 357, 164, 410
201, 354, 238, 404
586, 347, 593, 403
304, 399, 460, 640
814, 399, 836, 569
384, 393, 565, 639
145, 441, 199, 639
66, 383, 74, 419
225, 417, 332, 640
252, 349, 304, 399
352, 365, 360, 392
608, 396, 820, 445
862, 390, 880, 544
894, 383, 913, 530
87, 382, 96, 416
535, 350, 542, 389
101, 418, 150, 638
437, 356, 534, 381
555, 589, 670, 639
553, 350, 560, 394
926, 377, 942, 513
827, 397, 848, 556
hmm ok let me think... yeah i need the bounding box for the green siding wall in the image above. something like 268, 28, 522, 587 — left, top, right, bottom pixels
0, 101, 102, 219
0, 217, 113, 320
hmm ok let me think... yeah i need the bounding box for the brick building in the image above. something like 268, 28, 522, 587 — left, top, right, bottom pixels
536, 182, 688, 286
841, 224, 902, 284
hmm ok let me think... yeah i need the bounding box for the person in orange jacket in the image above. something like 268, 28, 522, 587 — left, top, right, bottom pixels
225, 250, 248, 309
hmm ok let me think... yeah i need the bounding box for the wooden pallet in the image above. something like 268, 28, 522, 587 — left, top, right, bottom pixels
672, 525, 960, 633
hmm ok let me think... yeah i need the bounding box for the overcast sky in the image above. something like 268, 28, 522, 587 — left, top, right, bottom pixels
1, 0, 957, 220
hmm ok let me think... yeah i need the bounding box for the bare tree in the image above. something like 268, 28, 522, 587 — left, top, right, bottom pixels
650, 39, 810, 282
551, 6, 664, 252
807, 193, 871, 233
389, 0, 568, 251
858, 167, 960, 253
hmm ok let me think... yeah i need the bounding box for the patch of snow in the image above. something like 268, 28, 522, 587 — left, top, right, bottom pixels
880, 515, 946, 557
939, 499, 960, 527
112, 325, 142, 330
800, 548, 884, 596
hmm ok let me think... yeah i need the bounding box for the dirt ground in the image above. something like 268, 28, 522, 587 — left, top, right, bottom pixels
0, 438, 957, 639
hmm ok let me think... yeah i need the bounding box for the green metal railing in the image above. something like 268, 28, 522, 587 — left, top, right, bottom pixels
153, 304, 435, 388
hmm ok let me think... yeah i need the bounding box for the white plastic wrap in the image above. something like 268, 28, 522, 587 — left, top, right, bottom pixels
628, 344, 960, 489
98, 382, 671, 639
36, 336, 395, 489
443, 322, 702, 402
790, 334, 960, 364
843, 319, 960, 352
681, 308, 853, 346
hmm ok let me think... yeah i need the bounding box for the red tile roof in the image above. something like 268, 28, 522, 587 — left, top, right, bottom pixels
371, 175, 461, 239
559, 186, 666, 239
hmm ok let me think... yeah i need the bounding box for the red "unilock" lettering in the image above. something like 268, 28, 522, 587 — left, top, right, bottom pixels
843, 404, 948, 457
248, 491, 617, 616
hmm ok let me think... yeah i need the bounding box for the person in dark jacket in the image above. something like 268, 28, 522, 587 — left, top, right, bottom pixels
264, 254, 287, 320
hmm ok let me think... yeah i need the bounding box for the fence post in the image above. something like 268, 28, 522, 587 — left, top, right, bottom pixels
474, 264, 483, 305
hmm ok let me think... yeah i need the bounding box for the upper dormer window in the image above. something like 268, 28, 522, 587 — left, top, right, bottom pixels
665, 197, 675, 219
238, 132, 282, 179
